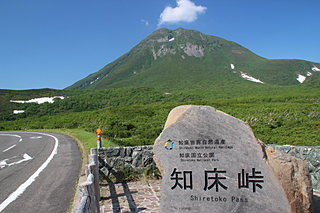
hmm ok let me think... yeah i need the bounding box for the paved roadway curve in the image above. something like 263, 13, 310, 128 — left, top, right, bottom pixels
0, 132, 81, 213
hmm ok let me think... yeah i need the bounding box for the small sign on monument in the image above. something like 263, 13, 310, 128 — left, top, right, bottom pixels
153, 105, 298, 213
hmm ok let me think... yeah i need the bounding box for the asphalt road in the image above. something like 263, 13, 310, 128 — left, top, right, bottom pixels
0, 132, 81, 213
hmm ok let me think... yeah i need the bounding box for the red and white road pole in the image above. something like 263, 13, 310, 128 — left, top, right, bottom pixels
96, 129, 102, 149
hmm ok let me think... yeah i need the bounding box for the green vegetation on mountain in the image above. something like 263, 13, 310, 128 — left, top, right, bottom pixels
1, 28, 319, 150
0, 88, 75, 116
67, 28, 320, 90
1, 86, 319, 147
1, 87, 199, 121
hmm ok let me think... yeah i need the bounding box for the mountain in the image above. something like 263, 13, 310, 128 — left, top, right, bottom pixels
66, 28, 320, 90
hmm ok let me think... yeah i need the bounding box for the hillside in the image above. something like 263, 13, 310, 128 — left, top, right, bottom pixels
1, 93, 319, 147
67, 28, 320, 91
1, 28, 319, 149
0, 89, 73, 115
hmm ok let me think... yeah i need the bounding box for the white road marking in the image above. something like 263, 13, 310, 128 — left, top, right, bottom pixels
2, 145, 17, 153
0, 160, 7, 168
0, 132, 59, 212
30, 136, 42, 139
7, 154, 33, 166
0, 134, 22, 152
0, 153, 33, 168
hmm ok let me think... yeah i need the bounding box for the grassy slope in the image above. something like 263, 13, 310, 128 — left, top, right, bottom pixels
1, 87, 319, 148
33, 129, 119, 154
0, 89, 72, 114
0, 87, 201, 123
66, 28, 320, 91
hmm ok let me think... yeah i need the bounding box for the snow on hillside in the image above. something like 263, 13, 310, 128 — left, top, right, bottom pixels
90, 77, 100, 85
230, 64, 235, 70
240, 72, 265, 84
10, 96, 65, 104
312, 65, 320, 72
13, 110, 25, 114
169, 37, 175, 42
296, 74, 306, 83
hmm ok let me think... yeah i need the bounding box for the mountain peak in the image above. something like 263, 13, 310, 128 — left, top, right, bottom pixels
66, 28, 320, 90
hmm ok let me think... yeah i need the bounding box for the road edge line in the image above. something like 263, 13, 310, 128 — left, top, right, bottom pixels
0, 132, 59, 212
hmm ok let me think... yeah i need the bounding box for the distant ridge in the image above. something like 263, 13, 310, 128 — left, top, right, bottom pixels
66, 28, 320, 90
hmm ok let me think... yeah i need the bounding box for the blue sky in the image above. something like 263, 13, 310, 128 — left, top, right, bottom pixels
1, 0, 319, 90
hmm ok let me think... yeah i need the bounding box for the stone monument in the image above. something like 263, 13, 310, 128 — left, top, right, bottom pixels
153, 105, 313, 213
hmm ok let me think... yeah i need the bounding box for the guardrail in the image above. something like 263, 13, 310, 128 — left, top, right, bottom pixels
76, 148, 100, 213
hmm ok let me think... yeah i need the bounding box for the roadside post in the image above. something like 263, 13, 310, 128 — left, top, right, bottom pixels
96, 129, 102, 149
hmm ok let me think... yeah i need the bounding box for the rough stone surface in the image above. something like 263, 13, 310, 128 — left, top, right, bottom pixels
182, 43, 204, 57
269, 144, 320, 192
153, 105, 312, 213
266, 146, 313, 213
98, 144, 320, 192
157, 45, 176, 57
98, 146, 156, 177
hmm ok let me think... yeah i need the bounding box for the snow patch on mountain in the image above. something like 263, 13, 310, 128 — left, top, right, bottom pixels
307, 72, 313, 77
296, 74, 306, 83
169, 37, 175, 42
230, 64, 235, 70
312, 65, 320, 72
152, 48, 157, 60
240, 72, 265, 84
13, 110, 25, 114
10, 96, 65, 104
90, 77, 100, 85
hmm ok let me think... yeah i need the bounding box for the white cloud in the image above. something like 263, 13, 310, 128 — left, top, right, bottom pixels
141, 19, 150, 26
158, 0, 207, 26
